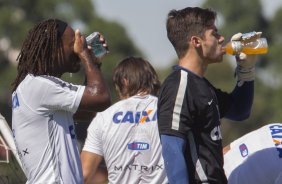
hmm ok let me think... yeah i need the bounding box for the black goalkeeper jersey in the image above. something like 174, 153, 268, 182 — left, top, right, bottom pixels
158, 66, 232, 184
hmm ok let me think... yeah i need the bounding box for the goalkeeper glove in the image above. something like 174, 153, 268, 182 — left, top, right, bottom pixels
231, 31, 262, 86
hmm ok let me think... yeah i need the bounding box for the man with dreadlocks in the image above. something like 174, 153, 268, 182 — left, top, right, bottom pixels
11, 19, 111, 183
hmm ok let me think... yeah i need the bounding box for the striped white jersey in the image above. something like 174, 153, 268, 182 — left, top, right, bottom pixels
224, 123, 282, 184
12, 74, 85, 184
83, 95, 168, 184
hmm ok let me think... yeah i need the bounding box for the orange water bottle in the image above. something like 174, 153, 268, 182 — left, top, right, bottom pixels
225, 37, 268, 55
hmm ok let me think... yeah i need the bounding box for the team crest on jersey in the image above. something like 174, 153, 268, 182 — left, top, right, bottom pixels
210, 126, 222, 141
69, 125, 76, 139
128, 142, 149, 150
113, 109, 157, 124
12, 93, 20, 109
269, 124, 282, 158
239, 143, 248, 157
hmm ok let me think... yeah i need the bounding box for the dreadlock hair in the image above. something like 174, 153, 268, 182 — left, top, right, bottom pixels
12, 19, 68, 92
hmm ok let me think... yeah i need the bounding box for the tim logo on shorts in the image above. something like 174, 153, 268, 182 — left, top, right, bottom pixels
128, 142, 150, 150
239, 143, 248, 157
113, 109, 157, 124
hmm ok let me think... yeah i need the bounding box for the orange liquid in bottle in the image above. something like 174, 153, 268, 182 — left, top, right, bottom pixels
224, 38, 268, 55
224, 44, 268, 55
225, 43, 235, 55
241, 47, 268, 54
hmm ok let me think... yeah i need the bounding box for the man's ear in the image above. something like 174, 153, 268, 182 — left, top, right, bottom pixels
190, 36, 202, 48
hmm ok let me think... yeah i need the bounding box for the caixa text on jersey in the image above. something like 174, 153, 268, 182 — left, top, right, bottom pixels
113, 110, 157, 124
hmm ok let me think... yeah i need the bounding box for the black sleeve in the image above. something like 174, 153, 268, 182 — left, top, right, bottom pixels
225, 81, 254, 121
213, 81, 254, 121
213, 87, 232, 119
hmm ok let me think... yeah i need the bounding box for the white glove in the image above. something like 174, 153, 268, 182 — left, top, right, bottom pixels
231, 31, 262, 86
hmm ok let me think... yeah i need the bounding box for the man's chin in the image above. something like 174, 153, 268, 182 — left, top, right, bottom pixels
209, 58, 223, 64
72, 62, 81, 72
215, 55, 224, 63
70, 65, 81, 73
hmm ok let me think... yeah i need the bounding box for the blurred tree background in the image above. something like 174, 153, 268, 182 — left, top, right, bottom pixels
0, 0, 146, 182
0, 0, 281, 160
0, 0, 144, 124
203, 0, 282, 144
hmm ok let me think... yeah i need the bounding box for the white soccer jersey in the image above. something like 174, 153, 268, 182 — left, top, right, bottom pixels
11, 74, 85, 184
224, 123, 282, 184
83, 95, 168, 184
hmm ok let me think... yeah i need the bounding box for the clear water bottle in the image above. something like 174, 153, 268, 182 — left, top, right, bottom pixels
225, 37, 268, 55
86, 32, 109, 58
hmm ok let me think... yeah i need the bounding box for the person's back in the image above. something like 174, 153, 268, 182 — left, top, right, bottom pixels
81, 57, 168, 184
224, 123, 282, 184
84, 95, 167, 183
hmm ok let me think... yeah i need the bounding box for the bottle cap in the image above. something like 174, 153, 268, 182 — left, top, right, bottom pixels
241, 31, 256, 40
